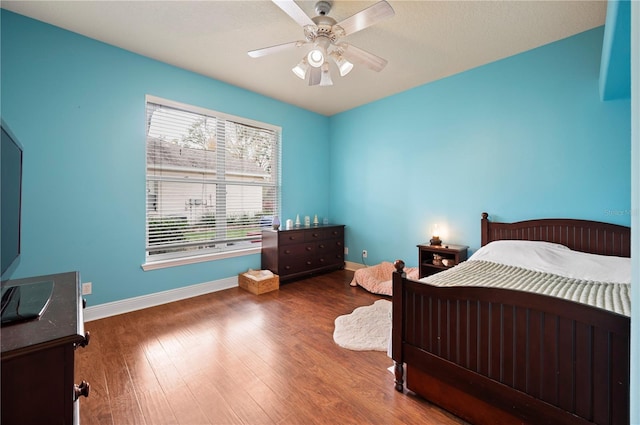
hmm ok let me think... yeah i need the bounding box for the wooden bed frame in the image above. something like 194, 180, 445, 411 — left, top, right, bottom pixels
392, 212, 631, 425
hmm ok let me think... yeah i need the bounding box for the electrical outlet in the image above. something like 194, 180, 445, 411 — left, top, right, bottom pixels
344, 247, 348, 255
82, 282, 92, 295
362, 249, 368, 258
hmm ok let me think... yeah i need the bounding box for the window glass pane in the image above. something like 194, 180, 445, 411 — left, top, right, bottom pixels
145, 97, 280, 262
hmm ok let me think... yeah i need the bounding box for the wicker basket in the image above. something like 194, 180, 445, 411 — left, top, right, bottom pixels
238, 272, 279, 295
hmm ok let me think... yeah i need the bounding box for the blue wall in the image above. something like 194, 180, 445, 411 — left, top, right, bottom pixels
329, 27, 631, 266
0, 10, 329, 305
600, 0, 631, 100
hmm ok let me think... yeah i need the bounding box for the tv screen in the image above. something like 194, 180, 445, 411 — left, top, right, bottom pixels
1, 121, 23, 279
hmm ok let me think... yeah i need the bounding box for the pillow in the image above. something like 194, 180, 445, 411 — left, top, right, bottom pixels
470, 240, 568, 259
469, 240, 630, 283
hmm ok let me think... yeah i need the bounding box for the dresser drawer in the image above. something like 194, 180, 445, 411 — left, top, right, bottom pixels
325, 227, 344, 240
281, 243, 314, 256
304, 229, 326, 241
316, 239, 342, 254
316, 251, 344, 268
280, 258, 312, 275
279, 230, 306, 245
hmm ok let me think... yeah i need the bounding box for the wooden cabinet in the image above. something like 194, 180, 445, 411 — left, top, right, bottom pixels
1, 271, 90, 425
418, 243, 468, 278
261, 224, 345, 281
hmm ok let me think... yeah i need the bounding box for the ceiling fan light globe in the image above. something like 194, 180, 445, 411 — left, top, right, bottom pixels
329, 51, 354, 77
292, 58, 309, 79
338, 59, 354, 77
307, 49, 325, 68
292, 66, 306, 79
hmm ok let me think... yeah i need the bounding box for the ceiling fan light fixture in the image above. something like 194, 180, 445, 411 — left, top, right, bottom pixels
248, 0, 395, 88
338, 59, 354, 77
292, 58, 309, 79
332, 53, 354, 77
307, 48, 325, 68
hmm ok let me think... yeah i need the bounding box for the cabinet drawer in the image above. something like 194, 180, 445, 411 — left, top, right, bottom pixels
316, 252, 344, 267
326, 227, 344, 240
279, 230, 306, 245
280, 257, 313, 275
281, 243, 314, 256
316, 239, 342, 254
304, 229, 326, 241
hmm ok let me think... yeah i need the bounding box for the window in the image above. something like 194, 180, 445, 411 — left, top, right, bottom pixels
144, 95, 280, 268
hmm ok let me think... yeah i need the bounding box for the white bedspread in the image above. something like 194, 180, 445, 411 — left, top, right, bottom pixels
421, 260, 631, 316
467, 240, 631, 284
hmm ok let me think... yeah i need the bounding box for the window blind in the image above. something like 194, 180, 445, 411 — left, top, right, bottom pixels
145, 96, 280, 262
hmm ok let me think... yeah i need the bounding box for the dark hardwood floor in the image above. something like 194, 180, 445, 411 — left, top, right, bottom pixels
76, 270, 467, 424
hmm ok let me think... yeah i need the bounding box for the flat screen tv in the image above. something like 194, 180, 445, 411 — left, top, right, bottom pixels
1, 120, 23, 280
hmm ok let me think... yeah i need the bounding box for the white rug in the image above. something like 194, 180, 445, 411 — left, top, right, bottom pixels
333, 299, 392, 351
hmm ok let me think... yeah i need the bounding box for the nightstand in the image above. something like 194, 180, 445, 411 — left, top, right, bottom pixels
417, 243, 468, 278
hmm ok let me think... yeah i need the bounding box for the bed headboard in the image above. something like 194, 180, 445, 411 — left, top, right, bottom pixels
480, 212, 631, 257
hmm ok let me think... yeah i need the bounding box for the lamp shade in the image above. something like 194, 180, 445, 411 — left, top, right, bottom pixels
333, 54, 354, 76
430, 223, 442, 246
292, 58, 309, 79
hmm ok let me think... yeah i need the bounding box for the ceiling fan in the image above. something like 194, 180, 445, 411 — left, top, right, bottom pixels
248, 0, 395, 86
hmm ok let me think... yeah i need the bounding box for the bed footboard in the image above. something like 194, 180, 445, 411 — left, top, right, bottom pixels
392, 261, 630, 425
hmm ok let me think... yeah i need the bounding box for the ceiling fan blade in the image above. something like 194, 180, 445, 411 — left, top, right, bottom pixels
335, 0, 395, 36
308, 67, 322, 86
248, 41, 306, 58
339, 43, 388, 72
272, 0, 315, 27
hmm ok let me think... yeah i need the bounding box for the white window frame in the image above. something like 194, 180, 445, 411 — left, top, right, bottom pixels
142, 95, 281, 271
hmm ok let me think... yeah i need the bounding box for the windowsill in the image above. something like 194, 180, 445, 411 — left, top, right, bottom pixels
141, 246, 261, 271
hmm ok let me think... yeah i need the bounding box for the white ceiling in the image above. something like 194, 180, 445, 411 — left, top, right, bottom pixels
2, 0, 607, 116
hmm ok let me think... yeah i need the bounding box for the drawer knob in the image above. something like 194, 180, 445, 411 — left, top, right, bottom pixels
319, 244, 325, 249
76, 331, 91, 349
306, 246, 312, 251
74, 380, 91, 400
285, 249, 291, 254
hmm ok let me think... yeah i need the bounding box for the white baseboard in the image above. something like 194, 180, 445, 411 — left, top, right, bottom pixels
85, 265, 369, 322
344, 261, 367, 271
84, 276, 237, 322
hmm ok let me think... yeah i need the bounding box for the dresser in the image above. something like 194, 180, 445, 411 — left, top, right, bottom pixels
1, 271, 90, 425
261, 224, 345, 281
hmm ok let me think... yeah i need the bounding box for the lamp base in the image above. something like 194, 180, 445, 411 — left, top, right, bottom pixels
430, 237, 442, 246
